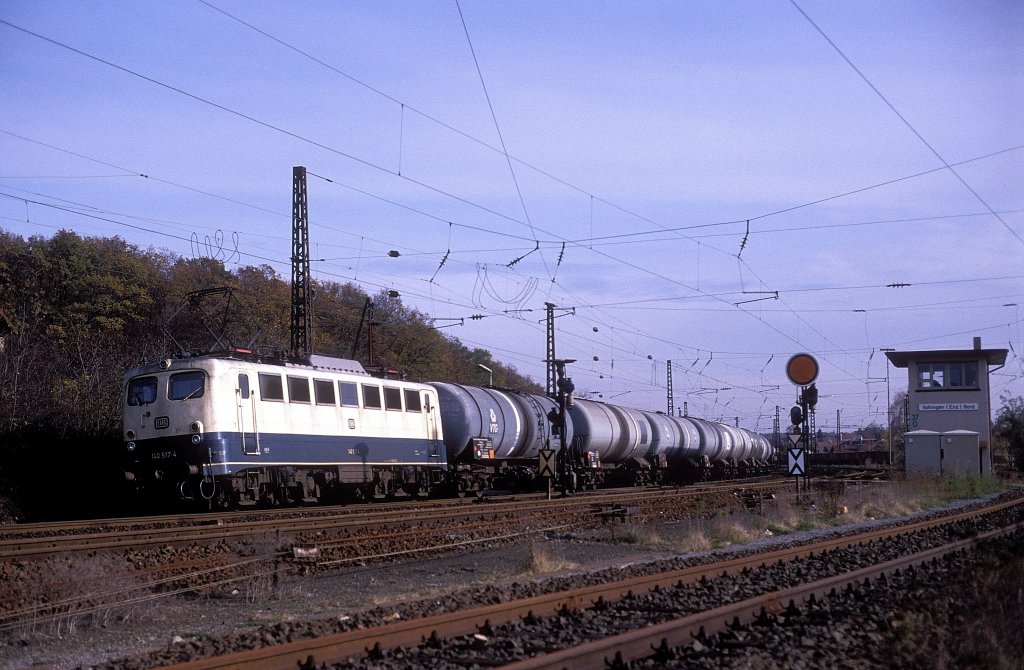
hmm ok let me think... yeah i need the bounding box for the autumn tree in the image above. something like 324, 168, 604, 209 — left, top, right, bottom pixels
0, 229, 543, 518
993, 394, 1024, 473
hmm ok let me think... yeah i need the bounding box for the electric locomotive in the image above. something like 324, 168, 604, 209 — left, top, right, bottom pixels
122, 350, 448, 506
121, 350, 776, 507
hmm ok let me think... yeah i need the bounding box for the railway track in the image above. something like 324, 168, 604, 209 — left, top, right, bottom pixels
0, 479, 788, 632
0, 478, 786, 560
147, 492, 1023, 669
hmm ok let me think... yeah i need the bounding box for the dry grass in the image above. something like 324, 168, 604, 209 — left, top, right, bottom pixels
613, 523, 663, 547
4, 553, 156, 639
522, 540, 577, 575
660, 513, 768, 552
649, 475, 1012, 555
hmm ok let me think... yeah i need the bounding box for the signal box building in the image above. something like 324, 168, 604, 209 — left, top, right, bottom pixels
885, 337, 1006, 476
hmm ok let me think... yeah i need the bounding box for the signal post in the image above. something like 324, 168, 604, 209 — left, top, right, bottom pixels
785, 353, 819, 498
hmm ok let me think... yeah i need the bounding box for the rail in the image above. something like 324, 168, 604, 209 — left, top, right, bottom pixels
157, 494, 1023, 669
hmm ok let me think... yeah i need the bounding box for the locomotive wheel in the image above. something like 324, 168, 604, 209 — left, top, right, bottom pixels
208, 483, 231, 511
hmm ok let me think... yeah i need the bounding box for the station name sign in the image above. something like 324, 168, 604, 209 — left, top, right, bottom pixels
919, 402, 979, 412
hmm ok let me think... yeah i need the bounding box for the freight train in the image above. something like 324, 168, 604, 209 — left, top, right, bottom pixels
121, 350, 775, 507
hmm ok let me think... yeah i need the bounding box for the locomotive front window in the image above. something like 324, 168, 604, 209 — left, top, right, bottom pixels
404, 389, 422, 413
168, 371, 205, 400
288, 376, 311, 403
339, 381, 359, 407
127, 376, 158, 406
259, 373, 284, 401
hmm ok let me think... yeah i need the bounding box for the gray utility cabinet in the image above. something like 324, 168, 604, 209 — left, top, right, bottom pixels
905, 430, 987, 476
905, 431, 941, 475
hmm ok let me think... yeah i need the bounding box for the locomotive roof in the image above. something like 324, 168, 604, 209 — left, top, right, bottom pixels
125, 350, 370, 378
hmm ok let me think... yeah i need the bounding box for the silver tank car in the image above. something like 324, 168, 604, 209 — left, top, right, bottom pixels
567, 398, 651, 464
747, 431, 774, 461
428, 383, 569, 461
685, 417, 725, 462
642, 411, 702, 462
505, 391, 568, 458
723, 424, 751, 462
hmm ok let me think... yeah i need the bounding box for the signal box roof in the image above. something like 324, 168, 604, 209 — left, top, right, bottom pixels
884, 347, 1007, 368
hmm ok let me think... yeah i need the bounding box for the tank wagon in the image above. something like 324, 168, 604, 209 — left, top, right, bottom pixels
121, 351, 775, 507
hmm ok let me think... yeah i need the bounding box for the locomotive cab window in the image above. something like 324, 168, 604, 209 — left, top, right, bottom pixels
383, 387, 402, 411
288, 376, 311, 403
404, 389, 422, 413
362, 384, 382, 410
314, 379, 336, 405
259, 373, 284, 401
339, 381, 359, 407
168, 371, 205, 400
127, 376, 158, 406
238, 374, 250, 399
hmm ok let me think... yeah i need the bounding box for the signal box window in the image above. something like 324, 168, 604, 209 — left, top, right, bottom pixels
404, 389, 422, 413
362, 385, 382, 409
951, 361, 979, 388
918, 361, 979, 390
288, 376, 311, 403
259, 373, 284, 401
127, 376, 158, 406
383, 387, 402, 411
918, 363, 945, 388
314, 379, 336, 405
339, 381, 359, 407
168, 371, 205, 400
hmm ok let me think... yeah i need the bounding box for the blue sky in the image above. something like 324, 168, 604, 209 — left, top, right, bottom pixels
1, 1, 1022, 432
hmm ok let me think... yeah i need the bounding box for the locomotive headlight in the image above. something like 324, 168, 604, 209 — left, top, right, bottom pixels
125, 430, 136, 440
190, 421, 203, 433
126, 441, 137, 452
191, 434, 202, 445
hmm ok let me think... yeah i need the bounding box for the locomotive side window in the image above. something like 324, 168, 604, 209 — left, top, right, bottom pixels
362, 384, 382, 409
383, 387, 402, 411
259, 373, 284, 401
338, 381, 359, 407
314, 379, 336, 405
404, 389, 422, 413
238, 374, 250, 399
127, 376, 158, 406
288, 376, 311, 403
168, 371, 205, 400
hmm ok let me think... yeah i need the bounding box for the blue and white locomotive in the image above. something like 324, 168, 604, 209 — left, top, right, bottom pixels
121, 350, 775, 506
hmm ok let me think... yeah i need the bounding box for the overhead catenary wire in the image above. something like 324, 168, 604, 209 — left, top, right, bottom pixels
789, 0, 1024, 248
182, 4, 1024, 270
6, 10, 1015, 422
454, 0, 551, 282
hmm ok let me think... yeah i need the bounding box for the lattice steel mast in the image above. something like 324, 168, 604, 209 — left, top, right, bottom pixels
291, 166, 312, 358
